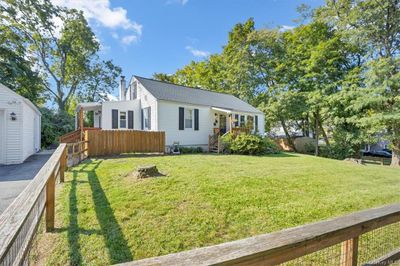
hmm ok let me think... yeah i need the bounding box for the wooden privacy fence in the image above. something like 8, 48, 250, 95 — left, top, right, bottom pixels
85, 130, 165, 157
120, 204, 400, 266
0, 144, 67, 266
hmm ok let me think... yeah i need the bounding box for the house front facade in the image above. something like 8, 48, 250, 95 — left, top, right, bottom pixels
77, 75, 265, 150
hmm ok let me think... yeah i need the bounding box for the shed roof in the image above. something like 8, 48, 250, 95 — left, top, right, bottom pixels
0, 83, 41, 115
134, 76, 263, 114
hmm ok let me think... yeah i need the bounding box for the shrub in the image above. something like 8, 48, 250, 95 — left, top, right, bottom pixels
40, 108, 74, 148
222, 133, 279, 155
263, 137, 280, 154
221, 132, 234, 153
180, 146, 203, 154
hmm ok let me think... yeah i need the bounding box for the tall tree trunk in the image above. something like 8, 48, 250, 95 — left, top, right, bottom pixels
305, 114, 310, 137
56, 98, 65, 113
391, 141, 400, 167
318, 120, 330, 147
314, 113, 319, 156
280, 118, 297, 152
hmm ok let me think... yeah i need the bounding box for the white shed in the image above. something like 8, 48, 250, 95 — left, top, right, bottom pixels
0, 84, 41, 165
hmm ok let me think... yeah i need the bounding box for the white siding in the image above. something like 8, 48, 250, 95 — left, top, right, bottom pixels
136, 81, 158, 130
101, 100, 141, 130
0, 85, 24, 164
0, 110, 5, 164
22, 103, 36, 161
0, 84, 41, 164
157, 100, 214, 147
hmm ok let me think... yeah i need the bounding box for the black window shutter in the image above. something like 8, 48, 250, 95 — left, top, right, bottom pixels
234, 114, 239, 127
128, 111, 134, 129
179, 107, 184, 130
141, 109, 144, 130
194, 109, 199, 130
112, 109, 118, 129
255, 115, 258, 131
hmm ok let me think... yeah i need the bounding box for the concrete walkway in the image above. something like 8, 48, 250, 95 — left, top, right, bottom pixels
0, 151, 53, 214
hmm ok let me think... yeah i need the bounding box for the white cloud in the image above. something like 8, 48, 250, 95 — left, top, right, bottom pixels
51, 0, 142, 45
185, 46, 210, 58
166, 0, 189, 5
121, 35, 138, 45
279, 25, 295, 32
111, 32, 119, 39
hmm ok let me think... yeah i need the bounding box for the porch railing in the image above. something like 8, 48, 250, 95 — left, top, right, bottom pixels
119, 204, 400, 266
231, 127, 250, 136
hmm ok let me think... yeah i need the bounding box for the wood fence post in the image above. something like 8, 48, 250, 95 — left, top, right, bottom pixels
340, 237, 358, 266
46, 171, 56, 232
60, 148, 66, 183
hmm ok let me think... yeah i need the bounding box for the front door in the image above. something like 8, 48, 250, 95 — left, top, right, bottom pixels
219, 114, 227, 134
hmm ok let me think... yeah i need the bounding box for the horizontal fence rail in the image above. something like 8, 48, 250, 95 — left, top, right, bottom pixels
119, 204, 400, 266
0, 144, 67, 266
85, 130, 165, 157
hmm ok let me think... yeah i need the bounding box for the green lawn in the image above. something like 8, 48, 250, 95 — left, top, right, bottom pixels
31, 153, 400, 265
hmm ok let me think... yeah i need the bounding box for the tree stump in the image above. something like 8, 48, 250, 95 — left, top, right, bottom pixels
135, 165, 160, 178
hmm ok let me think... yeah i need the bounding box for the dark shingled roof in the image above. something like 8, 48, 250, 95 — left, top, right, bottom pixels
134, 76, 263, 114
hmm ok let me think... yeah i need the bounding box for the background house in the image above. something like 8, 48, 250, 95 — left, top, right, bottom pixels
76, 75, 265, 150
0, 84, 41, 164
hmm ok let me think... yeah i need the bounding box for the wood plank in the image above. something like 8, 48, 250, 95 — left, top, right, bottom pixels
340, 237, 358, 266
363, 247, 400, 266
118, 204, 400, 266
0, 144, 66, 264
84, 130, 165, 156
45, 171, 55, 231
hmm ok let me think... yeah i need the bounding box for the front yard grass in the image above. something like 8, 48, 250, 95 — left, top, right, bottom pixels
32, 153, 400, 265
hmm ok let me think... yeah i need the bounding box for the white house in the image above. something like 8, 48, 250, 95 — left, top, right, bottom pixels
76, 75, 265, 150
0, 84, 41, 164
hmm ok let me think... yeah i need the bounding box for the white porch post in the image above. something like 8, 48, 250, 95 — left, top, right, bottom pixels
74, 113, 78, 130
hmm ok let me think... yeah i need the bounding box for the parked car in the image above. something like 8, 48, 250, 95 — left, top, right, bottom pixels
363, 150, 392, 158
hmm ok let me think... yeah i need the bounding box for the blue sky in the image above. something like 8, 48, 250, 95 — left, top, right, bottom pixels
53, 0, 324, 96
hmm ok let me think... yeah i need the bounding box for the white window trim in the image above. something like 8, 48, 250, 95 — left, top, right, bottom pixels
185, 108, 193, 129
119, 111, 127, 129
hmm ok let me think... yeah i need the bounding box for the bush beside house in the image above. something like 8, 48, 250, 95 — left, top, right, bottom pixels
221, 133, 279, 155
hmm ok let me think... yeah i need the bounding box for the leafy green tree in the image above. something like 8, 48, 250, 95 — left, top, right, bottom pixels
318, 0, 400, 166
1, 0, 114, 112
282, 22, 358, 155
0, 22, 45, 104
154, 19, 258, 103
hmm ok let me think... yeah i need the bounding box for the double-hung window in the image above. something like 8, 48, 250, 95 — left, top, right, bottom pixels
120, 111, 127, 128
240, 115, 245, 127
143, 107, 151, 130
185, 109, 193, 128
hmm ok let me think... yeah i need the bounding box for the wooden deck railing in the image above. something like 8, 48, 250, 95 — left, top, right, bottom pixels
66, 140, 89, 167
59, 129, 81, 143
59, 127, 101, 143
0, 144, 67, 266
119, 204, 400, 266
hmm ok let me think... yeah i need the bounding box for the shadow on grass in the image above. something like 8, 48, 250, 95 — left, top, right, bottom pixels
67, 160, 133, 265
99, 153, 164, 160
192, 152, 299, 158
